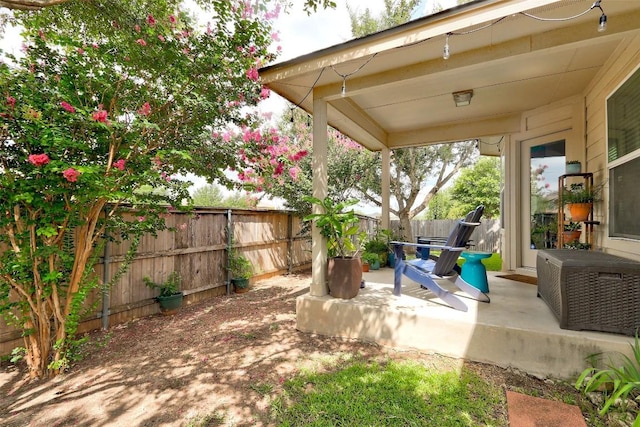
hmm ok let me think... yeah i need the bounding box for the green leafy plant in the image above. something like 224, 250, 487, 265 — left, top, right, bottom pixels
563, 241, 592, 250
575, 331, 640, 423
562, 183, 602, 204
361, 252, 379, 266
144, 272, 181, 298
303, 196, 365, 258
564, 221, 582, 231
229, 250, 253, 280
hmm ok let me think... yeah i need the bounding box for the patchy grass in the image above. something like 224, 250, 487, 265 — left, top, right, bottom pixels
271, 358, 506, 426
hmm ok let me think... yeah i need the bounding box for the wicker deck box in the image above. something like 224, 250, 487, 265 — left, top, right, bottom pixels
536, 249, 640, 336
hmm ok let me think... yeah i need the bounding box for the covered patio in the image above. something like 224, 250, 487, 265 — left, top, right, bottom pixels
297, 269, 636, 380
259, 0, 640, 380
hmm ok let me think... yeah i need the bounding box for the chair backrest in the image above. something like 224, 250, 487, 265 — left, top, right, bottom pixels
432, 205, 484, 276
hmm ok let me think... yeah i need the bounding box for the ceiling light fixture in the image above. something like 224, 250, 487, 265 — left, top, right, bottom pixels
453, 89, 473, 107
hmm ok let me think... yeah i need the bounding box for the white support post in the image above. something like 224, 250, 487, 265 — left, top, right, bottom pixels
311, 95, 329, 296
381, 147, 391, 230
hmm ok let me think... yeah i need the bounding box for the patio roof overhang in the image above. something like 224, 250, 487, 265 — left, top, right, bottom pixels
259, 0, 640, 154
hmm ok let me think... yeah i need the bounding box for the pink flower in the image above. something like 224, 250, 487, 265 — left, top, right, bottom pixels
271, 32, 280, 42
92, 42, 99, 49
60, 101, 75, 113
28, 153, 50, 166
136, 39, 147, 46
260, 87, 270, 100
6, 95, 16, 109
63, 168, 80, 182
288, 167, 299, 180
77, 48, 85, 55
246, 67, 259, 82
158, 34, 165, 42
137, 102, 151, 116
134, 24, 141, 33
92, 108, 109, 123
169, 15, 177, 24
113, 159, 126, 171
147, 15, 156, 26
138, 216, 146, 222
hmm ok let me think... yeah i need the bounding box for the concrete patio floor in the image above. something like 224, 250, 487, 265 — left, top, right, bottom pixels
296, 268, 636, 380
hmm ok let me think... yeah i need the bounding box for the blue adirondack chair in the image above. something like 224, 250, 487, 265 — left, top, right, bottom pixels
392, 205, 490, 311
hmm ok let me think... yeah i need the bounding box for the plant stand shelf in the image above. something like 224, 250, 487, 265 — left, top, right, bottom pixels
557, 173, 600, 249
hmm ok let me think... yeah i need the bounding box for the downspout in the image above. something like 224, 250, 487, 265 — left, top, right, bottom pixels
225, 209, 232, 295
101, 235, 110, 330
287, 212, 293, 275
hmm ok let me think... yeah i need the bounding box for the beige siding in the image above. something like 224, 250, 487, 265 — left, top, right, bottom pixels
585, 34, 640, 261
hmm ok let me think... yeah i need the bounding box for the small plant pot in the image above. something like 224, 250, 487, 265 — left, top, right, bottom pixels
362, 263, 370, 272
566, 162, 581, 174
156, 292, 183, 316
232, 277, 250, 293
562, 230, 581, 243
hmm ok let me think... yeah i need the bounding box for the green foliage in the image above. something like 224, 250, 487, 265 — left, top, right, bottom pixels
576, 331, 640, 423
348, 0, 422, 37
0, 0, 283, 378
303, 196, 364, 258
271, 359, 504, 426
144, 272, 181, 298
448, 156, 502, 219
564, 221, 582, 231
361, 252, 379, 265
192, 184, 257, 208
562, 183, 602, 204
229, 250, 253, 280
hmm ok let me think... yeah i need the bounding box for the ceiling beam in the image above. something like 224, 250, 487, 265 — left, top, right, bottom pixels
388, 114, 521, 148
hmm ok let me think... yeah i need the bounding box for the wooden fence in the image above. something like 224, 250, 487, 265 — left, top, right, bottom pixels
390, 219, 501, 253
0, 209, 378, 355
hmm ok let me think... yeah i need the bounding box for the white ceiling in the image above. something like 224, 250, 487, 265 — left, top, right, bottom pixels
259, 0, 640, 153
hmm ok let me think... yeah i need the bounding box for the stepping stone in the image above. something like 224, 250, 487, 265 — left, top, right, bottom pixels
506, 390, 586, 427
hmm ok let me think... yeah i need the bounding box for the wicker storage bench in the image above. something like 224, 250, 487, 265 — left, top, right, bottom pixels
536, 249, 640, 336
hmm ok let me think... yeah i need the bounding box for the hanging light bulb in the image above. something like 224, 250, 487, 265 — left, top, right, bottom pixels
443, 34, 451, 60
598, 13, 607, 32
341, 77, 346, 97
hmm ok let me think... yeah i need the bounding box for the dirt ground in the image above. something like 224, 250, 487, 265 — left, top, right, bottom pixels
0, 271, 592, 427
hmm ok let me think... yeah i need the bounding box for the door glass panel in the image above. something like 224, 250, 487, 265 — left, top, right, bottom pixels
530, 140, 565, 249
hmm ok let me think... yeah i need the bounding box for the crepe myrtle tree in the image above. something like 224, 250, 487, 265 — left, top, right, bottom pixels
0, 0, 290, 379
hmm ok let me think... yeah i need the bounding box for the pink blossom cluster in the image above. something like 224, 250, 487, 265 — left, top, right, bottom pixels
113, 159, 126, 171
63, 168, 80, 182
28, 153, 50, 166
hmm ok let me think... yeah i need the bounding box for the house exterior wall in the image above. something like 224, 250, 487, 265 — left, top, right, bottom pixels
584, 33, 640, 262
503, 96, 584, 272
503, 33, 640, 271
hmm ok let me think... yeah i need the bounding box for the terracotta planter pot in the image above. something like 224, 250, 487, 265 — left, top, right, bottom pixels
568, 203, 592, 221
328, 257, 362, 299
562, 230, 581, 243
362, 263, 370, 272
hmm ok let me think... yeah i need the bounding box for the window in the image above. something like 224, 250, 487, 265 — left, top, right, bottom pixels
608, 66, 640, 239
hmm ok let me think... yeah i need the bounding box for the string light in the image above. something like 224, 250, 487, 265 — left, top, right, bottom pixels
443, 33, 450, 60
443, 1, 607, 60
330, 53, 377, 98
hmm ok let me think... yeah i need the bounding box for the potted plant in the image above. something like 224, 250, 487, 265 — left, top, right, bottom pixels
229, 249, 253, 293
565, 160, 582, 174
303, 196, 364, 299
562, 183, 601, 221
144, 271, 183, 315
364, 229, 392, 267
361, 252, 379, 272
562, 221, 582, 243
